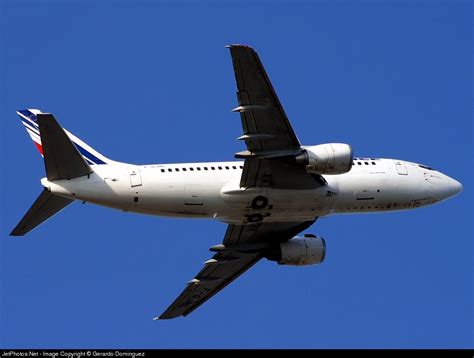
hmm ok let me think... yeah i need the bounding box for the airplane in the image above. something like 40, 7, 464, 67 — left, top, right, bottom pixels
11, 44, 462, 320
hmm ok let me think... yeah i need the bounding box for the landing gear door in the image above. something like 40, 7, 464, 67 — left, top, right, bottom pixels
129, 167, 142, 187
395, 161, 408, 175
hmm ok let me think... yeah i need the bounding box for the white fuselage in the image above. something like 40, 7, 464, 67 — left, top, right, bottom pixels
40, 157, 461, 224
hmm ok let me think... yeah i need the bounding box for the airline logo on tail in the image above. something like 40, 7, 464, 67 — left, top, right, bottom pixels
17, 109, 110, 165
18, 109, 43, 155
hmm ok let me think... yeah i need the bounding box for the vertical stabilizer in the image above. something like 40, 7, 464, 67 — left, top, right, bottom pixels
37, 113, 93, 180
17, 109, 112, 165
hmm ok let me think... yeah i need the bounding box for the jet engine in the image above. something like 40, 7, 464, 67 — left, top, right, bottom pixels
296, 143, 353, 174
267, 235, 326, 266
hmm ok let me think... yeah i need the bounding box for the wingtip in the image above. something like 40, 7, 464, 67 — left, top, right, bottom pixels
186, 278, 200, 285
226, 44, 254, 49
10, 224, 27, 236
155, 313, 180, 320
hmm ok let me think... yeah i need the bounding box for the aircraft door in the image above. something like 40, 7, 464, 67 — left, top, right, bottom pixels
394, 161, 408, 175
355, 189, 375, 200
128, 167, 142, 187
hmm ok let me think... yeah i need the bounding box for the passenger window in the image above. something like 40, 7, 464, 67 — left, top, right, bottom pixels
197, 167, 201, 171
358, 162, 362, 165
190, 168, 194, 171
168, 168, 172, 172
204, 167, 208, 170
161, 169, 165, 173
239, 166, 243, 169
175, 168, 179, 171
218, 166, 222, 170
232, 166, 236, 169
364, 162, 369, 165
211, 167, 215, 170
371, 162, 376, 165
182, 168, 187, 171
225, 166, 229, 170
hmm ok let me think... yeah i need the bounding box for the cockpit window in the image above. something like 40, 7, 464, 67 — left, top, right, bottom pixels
419, 164, 434, 171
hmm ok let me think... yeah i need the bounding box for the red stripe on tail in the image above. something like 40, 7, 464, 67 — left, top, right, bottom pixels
34, 142, 44, 155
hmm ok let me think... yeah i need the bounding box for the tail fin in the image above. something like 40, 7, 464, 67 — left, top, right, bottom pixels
37, 113, 93, 180
10, 189, 74, 236
11, 109, 110, 236
17, 109, 112, 165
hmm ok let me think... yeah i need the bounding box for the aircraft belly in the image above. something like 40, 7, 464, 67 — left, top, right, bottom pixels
217, 186, 334, 224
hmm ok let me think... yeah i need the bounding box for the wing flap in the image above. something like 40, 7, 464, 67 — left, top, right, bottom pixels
240, 158, 323, 189
224, 221, 316, 245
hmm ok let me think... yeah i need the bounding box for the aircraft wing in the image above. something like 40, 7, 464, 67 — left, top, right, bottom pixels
157, 220, 315, 319
227, 44, 301, 153
227, 45, 324, 189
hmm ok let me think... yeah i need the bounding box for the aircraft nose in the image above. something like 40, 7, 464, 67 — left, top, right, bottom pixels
448, 177, 463, 196
434, 175, 463, 201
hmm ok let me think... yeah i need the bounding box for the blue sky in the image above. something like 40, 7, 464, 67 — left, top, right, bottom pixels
1, 0, 472, 349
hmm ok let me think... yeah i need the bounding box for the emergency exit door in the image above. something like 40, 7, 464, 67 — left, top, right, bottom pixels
129, 167, 142, 187
395, 161, 408, 175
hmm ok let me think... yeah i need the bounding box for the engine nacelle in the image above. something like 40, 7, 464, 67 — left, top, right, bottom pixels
270, 235, 326, 266
296, 143, 353, 174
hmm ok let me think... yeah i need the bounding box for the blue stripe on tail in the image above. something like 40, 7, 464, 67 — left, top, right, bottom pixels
74, 144, 106, 165
18, 109, 107, 165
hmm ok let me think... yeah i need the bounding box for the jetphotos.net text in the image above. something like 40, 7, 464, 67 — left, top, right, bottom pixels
2, 352, 146, 358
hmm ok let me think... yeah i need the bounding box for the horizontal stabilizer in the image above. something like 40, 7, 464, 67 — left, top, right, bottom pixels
10, 189, 74, 236
38, 113, 92, 180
